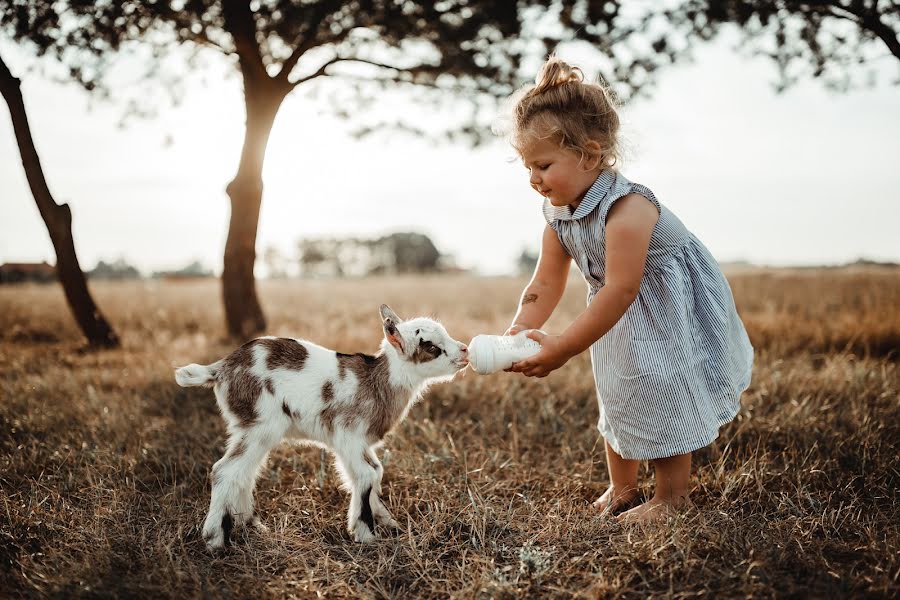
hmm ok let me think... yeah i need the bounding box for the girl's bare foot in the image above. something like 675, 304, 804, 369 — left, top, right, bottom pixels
592, 486, 641, 516
615, 496, 692, 524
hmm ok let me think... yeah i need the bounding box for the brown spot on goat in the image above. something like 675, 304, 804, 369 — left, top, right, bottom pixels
341, 408, 361, 431
265, 378, 275, 395
319, 381, 337, 432
261, 337, 308, 371
336, 352, 352, 379
281, 401, 291, 417
320, 406, 337, 433
323, 352, 413, 439
219, 340, 262, 427
318, 374, 367, 434
228, 371, 262, 427
226, 340, 257, 369
339, 353, 403, 440
338, 352, 376, 375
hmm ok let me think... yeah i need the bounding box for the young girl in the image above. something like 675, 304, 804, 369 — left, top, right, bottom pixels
500, 57, 754, 523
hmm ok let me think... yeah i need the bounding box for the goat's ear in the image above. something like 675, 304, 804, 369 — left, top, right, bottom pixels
380, 304, 402, 324
380, 304, 405, 353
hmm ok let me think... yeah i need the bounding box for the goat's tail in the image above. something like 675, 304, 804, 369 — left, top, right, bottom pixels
174, 360, 223, 387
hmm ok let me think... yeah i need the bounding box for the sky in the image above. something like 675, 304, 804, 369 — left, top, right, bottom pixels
1, 30, 899, 276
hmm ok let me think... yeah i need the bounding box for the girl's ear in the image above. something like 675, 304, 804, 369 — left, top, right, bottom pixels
582, 140, 603, 170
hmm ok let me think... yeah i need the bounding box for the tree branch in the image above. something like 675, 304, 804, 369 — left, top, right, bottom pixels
276, 0, 342, 84
796, 1, 900, 59
291, 55, 342, 86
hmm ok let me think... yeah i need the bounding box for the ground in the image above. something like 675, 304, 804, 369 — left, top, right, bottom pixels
1, 270, 897, 598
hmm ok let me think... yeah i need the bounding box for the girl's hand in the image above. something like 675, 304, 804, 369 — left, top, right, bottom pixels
501, 323, 529, 372
509, 330, 570, 378
503, 323, 528, 336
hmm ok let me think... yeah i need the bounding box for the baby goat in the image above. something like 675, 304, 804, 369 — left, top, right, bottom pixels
175, 305, 468, 549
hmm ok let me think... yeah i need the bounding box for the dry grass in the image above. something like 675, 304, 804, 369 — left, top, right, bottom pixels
1, 270, 897, 598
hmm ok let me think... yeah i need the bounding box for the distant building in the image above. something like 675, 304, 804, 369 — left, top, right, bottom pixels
0, 262, 56, 284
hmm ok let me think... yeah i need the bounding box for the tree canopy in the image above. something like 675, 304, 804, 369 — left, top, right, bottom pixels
660, 1, 899, 92
4, 1, 896, 111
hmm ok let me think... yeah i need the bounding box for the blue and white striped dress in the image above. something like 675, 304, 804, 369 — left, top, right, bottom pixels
544, 170, 753, 460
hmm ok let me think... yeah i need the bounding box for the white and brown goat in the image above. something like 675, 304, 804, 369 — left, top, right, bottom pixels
174, 305, 468, 549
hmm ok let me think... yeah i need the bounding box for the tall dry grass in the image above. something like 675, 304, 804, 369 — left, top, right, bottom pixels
0, 269, 897, 598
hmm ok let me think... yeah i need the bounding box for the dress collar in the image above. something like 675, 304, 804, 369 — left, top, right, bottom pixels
542, 169, 616, 222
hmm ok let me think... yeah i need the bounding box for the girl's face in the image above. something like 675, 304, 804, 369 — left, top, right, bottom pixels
520, 136, 602, 209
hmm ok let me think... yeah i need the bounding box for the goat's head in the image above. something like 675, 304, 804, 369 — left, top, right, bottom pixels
380, 304, 468, 378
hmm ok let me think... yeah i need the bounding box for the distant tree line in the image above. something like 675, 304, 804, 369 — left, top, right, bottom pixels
88, 259, 140, 280
88, 259, 214, 280
264, 231, 454, 278
0, 259, 216, 283
1, 232, 448, 283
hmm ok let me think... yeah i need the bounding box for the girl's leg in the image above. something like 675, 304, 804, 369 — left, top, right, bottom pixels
592, 440, 641, 515
617, 451, 692, 523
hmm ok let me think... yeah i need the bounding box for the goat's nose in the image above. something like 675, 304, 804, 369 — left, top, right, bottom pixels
460, 345, 468, 354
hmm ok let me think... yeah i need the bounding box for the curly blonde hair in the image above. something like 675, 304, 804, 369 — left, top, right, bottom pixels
496, 56, 621, 168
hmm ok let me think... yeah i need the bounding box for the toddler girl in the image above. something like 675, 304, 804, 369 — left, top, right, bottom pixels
499, 57, 754, 523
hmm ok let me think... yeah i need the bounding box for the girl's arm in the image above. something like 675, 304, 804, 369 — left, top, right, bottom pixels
506, 224, 571, 334
512, 193, 658, 376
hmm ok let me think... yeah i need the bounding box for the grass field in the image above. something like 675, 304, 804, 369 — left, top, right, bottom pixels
1, 269, 898, 598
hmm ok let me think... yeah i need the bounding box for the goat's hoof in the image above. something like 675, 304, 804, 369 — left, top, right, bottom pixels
202, 526, 226, 551
351, 522, 377, 543
378, 516, 401, 530
250, 516, 269, 533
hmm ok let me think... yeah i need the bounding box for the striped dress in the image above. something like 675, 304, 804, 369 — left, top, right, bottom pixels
544, 170, 754, 460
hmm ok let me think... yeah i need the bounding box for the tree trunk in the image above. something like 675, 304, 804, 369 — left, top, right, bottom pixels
0, 54, 119, 348
222, 83, 287, 340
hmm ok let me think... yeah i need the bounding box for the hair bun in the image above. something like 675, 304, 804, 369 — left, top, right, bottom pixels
531, 56, 583, 96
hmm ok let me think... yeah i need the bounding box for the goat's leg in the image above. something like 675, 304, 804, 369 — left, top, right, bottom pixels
365, 447, 400, 529
364, 447, 385, 494
333, 446, 380, 543
202, 426, 282, 550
